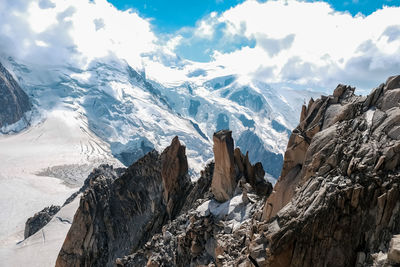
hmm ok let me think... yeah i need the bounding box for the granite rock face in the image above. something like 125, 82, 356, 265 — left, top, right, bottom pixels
211, 130, 237, 202
115, 162, 267, 267
0, 62, 30, 128
212, 130, 272, 202
160, 136, 191, 219
56, 137, 190, 267
55, 130, 272, 267
23, 164, 125, 240
247, 75, 400, 266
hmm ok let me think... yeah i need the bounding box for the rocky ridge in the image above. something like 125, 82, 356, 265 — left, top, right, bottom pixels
23, 164, 125, 239
247, 75, 400, 266
0, 62, 30, 130
55, 131, 272, 267
54, 75, 400, 267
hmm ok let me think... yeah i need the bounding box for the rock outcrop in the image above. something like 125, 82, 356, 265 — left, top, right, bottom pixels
52, 75, 400, 267
212, 130, 272, 202
115, 162, 267, 267
211, 130, 237, 202
0, 62, 30, 128
161, 136, 191, 218
23, 164, 125, 239
246, 75, 400, 266
55, 130, 272, 267
24, 205, 61, 239
56, 137, 190, 267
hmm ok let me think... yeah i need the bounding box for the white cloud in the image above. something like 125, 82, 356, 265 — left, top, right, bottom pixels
0, 0, 159, 68
179, 0, 400, 91
0, 0, 399, 92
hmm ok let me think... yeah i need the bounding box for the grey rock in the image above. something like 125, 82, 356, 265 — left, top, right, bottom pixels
0, 62, 30, 128
56, 137, 190, 267
24, 205, 60, 239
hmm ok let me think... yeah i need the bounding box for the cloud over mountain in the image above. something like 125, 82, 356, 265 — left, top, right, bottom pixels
174, 0, 400, 91
0, 0, 399, 91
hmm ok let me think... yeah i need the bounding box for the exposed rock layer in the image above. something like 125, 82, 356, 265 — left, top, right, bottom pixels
24, 205, 61, 239
160, 136, 191, 218
248, 75, 400, 266
56, 137, 187, 267
0, 62, 30, 128
211, 130, 237, 202
212, 129, 272, 202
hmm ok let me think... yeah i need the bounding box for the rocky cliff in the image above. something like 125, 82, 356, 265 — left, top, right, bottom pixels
0, 62, 30, 129
55, 75, 400, 267
55, 131, 271, 267
56, 137, 190, 266
247, 75, 400, 266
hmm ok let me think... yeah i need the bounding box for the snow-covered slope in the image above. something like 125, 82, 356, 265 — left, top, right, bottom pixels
0, 108, 121, 245
0, 195, 80, 267
4, 57, 320, 178
0, 55, 321, 266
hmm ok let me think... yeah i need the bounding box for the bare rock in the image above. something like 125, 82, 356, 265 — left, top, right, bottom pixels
381, 88, 400, 111
24, 205, 61, 239
385, 75, 400, 90
0, 62, 31, 129
211, 130, 237, 202
160, 136, 190, 218
251, 75, 400, 266
56, 136, 190, 267
388, 235, 400, 264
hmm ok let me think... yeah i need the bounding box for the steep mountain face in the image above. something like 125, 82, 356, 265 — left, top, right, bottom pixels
5, 57, 319, 177
247, 75, 400, 266
53, 75, 400, 267
55, 131, 272, 267
0, 62, 30, 130
56, 137, 191, 266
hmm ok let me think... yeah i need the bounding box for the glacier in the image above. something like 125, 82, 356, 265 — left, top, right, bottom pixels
3, 56, 321, 178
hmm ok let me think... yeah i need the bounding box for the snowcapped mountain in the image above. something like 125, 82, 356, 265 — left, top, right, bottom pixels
0, 56, 321, 266
4, 56, 321, 177
3, 56, 320, 178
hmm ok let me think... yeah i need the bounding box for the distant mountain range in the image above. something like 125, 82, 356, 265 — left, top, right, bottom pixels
1, 56, 320, 178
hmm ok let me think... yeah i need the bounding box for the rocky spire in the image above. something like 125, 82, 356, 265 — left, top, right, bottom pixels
160, 136, 190, 219
211, 130, 237, 202
56, 137, 191, 267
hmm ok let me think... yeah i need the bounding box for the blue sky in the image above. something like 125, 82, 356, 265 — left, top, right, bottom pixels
107, 0, 400, 63
108, 0, 400, 33
108, 0, 246, 32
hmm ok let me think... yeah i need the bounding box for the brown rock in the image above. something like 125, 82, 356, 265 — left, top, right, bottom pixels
385, 75, 400, 90
211, 130, 237, 202
388, 235, 400, 264
160, 136, 190, 218
300, 104, 307, 123
234, 147, 245, 173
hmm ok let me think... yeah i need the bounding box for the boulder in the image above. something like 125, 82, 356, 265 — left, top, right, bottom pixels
385, 75, 400, 90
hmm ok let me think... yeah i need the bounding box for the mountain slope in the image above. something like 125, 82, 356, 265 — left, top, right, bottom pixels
5, 56, 320, 177
0, 62, 30, 132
